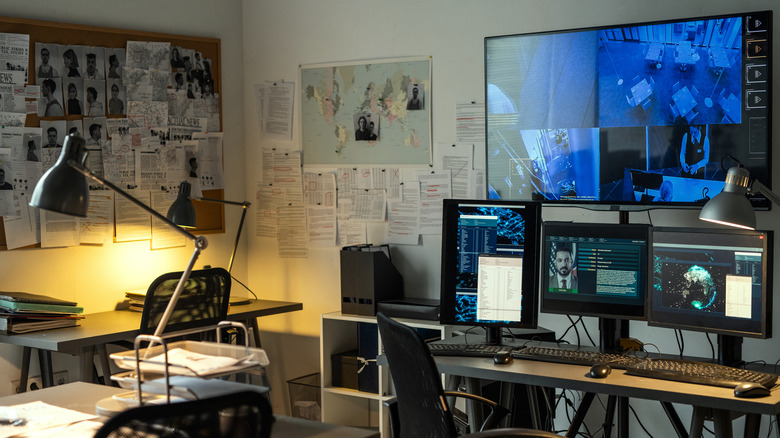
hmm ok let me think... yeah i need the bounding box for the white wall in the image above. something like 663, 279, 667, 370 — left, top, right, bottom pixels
243, 0, 780, 433
0, 0, 245, 394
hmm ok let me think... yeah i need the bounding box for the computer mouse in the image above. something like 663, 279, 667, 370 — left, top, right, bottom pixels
734, 382, 771, 398
588, 363, 612, 379
493, 351, 513, 365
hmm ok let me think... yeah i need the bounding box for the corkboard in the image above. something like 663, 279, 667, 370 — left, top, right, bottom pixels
0, 15, 226, 249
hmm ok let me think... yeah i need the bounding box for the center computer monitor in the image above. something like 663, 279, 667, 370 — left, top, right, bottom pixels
540, 221, 650, 350
648, 226, 772, 365
439, 199, 541, 345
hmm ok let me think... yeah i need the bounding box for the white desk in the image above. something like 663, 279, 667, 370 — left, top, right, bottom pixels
0, 382, 379, 438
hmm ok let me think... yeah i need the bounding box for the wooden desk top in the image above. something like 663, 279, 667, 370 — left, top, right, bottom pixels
433, 354, 780, 416
0, 299, 302, 354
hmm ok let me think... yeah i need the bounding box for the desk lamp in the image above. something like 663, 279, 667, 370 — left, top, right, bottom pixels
699, 165, 780, 229
29, 134, 208, 343
167, 180, 250, 275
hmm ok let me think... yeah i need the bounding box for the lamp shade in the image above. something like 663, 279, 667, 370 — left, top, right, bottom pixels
29, 134, 90, 217
699, 166, 756, 230
167, 181, 197, 228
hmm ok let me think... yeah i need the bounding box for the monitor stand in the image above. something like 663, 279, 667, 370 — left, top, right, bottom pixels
485, 326, 502, 345
599, 318, 629, 353
718, 334, 744, 367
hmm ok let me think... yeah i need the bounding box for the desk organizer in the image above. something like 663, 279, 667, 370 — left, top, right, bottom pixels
108, 321, 268, 407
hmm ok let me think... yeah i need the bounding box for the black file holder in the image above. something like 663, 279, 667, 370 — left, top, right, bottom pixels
340, 245, 403, 316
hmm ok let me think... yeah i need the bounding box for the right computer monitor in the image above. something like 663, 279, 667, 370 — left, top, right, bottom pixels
649, 226, 773, 364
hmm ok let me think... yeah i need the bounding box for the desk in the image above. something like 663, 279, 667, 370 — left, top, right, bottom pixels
672, 86, 698, 122
0, 382, 379, 438
0, 299, 303, 389
630, 79, 653, 106
433, 355, 780, 437
645, 42, 664, 68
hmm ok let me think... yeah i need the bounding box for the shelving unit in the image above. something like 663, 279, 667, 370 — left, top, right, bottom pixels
320, 312, 450, 437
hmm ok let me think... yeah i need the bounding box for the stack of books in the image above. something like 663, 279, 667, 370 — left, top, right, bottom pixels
124, 289, 147, 312
0, 292, 84, 334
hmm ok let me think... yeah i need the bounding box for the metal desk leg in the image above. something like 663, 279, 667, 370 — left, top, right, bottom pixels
690, 407, 705, 438
744, 413, 761, 438
37, 349, 53, 387
603, 395, 617, 437
711, 409, 733, 438
18, 346, 32, 393
464, 377, 485, 433
78, 346, 96, 383
525, 384, 542, 430
566, 392, 596, 438
248, 317, 262, 348
97, 344, 115, 386
618, 396, 629, 438
660, 401, 689, 438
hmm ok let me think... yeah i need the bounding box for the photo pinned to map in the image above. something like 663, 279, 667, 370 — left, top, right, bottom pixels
300, 56, 431, 165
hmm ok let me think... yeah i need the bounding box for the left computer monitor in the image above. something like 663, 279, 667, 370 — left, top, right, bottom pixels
439, 199, 542, 345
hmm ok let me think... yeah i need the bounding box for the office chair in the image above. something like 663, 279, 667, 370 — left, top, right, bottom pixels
101, 268, 233, 382
93, 389, 274, 438
377, 312, 559, 438
140, 267, 231, 338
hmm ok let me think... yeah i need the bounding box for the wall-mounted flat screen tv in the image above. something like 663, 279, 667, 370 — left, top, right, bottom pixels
485, 11, 772, 210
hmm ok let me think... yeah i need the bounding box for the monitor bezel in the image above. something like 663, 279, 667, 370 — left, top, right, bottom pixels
647, 226, 773, 339
484, 10, 773, 211
539, 221, 650, 320
439, 198, 542, 330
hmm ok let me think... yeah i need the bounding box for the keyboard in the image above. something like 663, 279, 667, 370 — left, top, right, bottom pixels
428, 342, 514, 357
514, 345, 648, 369
625, 359, 779, 389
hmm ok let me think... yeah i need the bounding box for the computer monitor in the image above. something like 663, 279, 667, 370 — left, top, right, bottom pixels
439, 199, 541, 344
540, 221, 650, 350
485, 10, 772, 210
648, 226, 772, 365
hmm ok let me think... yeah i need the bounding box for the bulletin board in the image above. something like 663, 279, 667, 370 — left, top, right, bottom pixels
0, 15, 225, 250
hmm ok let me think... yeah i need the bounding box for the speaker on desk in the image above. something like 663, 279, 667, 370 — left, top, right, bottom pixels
340, 245, 403, 316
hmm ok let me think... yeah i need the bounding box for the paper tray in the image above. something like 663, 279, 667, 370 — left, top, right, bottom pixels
110, 340, 269, 376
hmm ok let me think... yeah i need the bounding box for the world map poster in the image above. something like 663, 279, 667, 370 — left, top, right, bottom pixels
300, 56, 431, 165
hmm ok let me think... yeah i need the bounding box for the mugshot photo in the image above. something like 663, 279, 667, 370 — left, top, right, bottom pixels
406, 84, 424, 110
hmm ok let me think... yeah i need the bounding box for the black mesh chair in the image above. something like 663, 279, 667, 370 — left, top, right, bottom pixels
140, 267, 232, 338
101, 268, 233, 382
377, 312, 559, 438
93, 390, 273, 438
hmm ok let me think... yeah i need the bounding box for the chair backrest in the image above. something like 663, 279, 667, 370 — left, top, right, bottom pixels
377, 312, 458, 438
139, 267, 231, 337
93, 390, 273, 438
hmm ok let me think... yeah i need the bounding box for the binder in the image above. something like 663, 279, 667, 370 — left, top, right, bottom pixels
0, 292, 78, 307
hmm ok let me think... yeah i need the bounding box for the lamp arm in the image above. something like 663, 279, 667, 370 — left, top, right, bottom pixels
749, 180, 780, 207
193, 196, 251, 208
67, 159, 200, 243
190, 197, 250, 274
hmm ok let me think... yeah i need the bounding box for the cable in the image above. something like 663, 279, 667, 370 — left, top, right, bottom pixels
564, 315, 582, 348
578, 318, 597, 347
674, 330, 684, 359
230, 275, 258, 300
628, 404, 655, 437
705, 333, 716, 362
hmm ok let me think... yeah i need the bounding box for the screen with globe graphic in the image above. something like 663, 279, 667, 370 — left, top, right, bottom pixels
649, 227, 771, 339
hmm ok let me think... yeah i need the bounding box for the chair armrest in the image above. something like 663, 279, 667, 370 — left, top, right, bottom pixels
382, 397, 401, 438
443, 390, 509, 431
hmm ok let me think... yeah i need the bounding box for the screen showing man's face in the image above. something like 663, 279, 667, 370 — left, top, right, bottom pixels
555, 250, 573, 276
